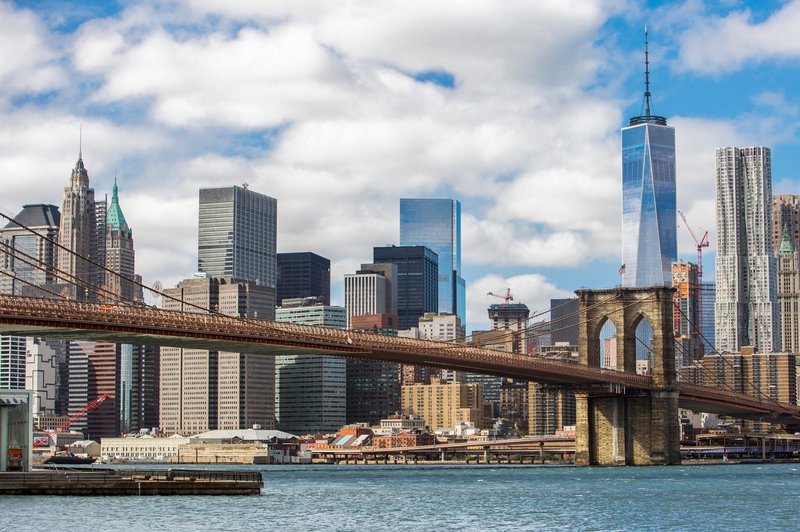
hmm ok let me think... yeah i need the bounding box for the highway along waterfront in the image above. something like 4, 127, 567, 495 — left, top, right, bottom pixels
1, 463, 799, 530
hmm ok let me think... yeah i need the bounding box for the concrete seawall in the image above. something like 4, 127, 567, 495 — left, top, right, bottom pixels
0, 468, 263, 495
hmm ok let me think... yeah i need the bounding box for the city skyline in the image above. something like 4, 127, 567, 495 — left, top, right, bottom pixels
3, 1, 800, 331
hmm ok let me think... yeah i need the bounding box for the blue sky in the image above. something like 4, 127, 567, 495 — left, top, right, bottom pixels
2, 0, 800, 331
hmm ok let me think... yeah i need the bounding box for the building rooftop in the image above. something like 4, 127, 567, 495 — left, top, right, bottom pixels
4, 204, 60, 229
190, 429, 297, 441
106, 178, 128, 231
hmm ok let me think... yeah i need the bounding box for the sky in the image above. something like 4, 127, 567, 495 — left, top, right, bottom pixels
2, 0, 800, 332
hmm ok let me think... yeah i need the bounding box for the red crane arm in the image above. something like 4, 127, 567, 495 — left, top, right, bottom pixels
33, 394, 110, 448
678, 211, 702, 246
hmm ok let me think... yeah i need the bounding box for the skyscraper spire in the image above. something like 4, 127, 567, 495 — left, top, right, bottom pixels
644, 26, 651, 118
79, 122, 83, 161
629, 27, 666, 126
107, 172, 128, 231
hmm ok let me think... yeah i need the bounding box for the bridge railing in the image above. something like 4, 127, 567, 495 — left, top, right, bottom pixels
0, 295, 756, 394
0, 295, 658, 388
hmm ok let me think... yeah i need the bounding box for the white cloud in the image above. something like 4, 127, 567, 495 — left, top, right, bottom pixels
11, 0, 783, 332
677, 1, 800, 74
0, 109, 168, 208
0, 2, 65, 98
466, 273, 573, 332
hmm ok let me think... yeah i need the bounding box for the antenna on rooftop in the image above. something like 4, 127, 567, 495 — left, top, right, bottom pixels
644, 26, 651, 118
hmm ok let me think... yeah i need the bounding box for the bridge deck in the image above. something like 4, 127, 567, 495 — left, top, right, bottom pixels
0, 296, 798, 420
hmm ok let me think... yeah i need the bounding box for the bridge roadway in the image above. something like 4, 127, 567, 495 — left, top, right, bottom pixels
1, 295, 799, 421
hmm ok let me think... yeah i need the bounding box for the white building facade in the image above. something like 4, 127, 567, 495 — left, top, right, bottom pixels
715, 146, 780, 353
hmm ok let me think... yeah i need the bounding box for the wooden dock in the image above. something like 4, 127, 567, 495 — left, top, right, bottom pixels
0, 468, 263, 495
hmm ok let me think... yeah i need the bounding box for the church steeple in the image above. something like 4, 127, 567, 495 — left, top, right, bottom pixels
629, 27, 667, 127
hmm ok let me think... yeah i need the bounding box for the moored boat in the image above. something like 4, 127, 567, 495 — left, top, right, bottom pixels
43, 452, 97, 465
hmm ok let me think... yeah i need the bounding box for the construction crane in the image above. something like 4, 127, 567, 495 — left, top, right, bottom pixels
678, 211, 710, 278
33, 394, 110, 448
487, 288, 514, 304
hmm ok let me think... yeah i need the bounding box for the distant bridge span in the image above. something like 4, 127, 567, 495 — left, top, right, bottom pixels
0, 295, 798, 423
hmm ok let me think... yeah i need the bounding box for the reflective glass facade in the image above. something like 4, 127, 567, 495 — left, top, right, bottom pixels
277, 252, 331, 306
621, 123, 677, 287
275, 305, 346, 434
198, 186, 277, 287
399, 198, 465, 326
373, 245, 438, 330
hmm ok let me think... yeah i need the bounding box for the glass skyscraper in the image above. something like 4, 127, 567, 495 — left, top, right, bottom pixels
373, 245, 439, 330
399, 198, 465, 327
198, 185, 277, 287
621, 32, 677, 288
276, 252, 331, 306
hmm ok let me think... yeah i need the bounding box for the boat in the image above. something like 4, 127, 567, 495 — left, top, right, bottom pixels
43, 452, 97, 465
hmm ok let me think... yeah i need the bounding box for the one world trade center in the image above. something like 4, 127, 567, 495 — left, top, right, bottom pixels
621, 30, 676, 288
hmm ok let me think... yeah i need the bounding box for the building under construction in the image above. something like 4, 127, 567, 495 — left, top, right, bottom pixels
488, 303, 530, 354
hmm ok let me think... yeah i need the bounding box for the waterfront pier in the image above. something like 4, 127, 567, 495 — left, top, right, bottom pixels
0, 468, 263, 495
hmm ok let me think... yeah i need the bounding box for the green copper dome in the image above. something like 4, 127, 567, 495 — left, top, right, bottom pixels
779, 222, 794, 256
106, 177, 128, 231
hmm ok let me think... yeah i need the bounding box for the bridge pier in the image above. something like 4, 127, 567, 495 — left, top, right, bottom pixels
576, 391, 679, 466
575, 287, 681, 466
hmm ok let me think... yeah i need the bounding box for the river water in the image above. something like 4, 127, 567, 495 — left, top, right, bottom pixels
1, 463, 797, 531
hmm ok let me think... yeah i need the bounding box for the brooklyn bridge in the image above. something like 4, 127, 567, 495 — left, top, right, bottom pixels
0, 286, 799, 465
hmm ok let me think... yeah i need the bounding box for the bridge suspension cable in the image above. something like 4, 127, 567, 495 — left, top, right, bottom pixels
672, 300, 782, 408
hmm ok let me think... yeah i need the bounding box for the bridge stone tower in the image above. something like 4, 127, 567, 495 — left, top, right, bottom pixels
574, 287, 680, 465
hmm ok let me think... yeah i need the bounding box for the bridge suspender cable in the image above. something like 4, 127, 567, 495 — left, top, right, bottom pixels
671, 300, 781, 408
0, 209, 261, 322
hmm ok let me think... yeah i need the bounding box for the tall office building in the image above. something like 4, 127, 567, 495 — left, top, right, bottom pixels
700, 282, 716, 351
550, 298, 579, 346
373, 245, 438, 330
399, 312, 464, 384
277, 252, 331, 306
672, 261, 703, 366
418, 312, 467, 384
344, 263, 397, 328
0, 204, 61, 295
57, 154, 101, 301
159, 276, 276, 435
773, 194, 800, 253
66, 340, 117, 437
198, 185, 277, 288
0, 205, 62, 394
130, 344, 160, 433
347, 315, 402, 425
400, 198, 466, 329
715, 147, 779, 353
777, 225, 800, 353
25, 337, 67, 418
621, 32, 677, 288
0, 336, 25, 389
345, 261, 401, 424
103, 178, 142, 303
275, 300, 347, 434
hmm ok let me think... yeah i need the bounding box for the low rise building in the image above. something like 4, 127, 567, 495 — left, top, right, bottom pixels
68, 440, 101, 457
373, 414, 425, 436
102, 434, 191, 460
373, 430, 436, 449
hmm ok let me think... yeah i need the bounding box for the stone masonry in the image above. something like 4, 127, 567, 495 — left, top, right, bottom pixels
574, 287, 680, 465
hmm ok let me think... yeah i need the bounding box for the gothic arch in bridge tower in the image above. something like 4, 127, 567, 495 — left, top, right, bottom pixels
575, 286, 680, 466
